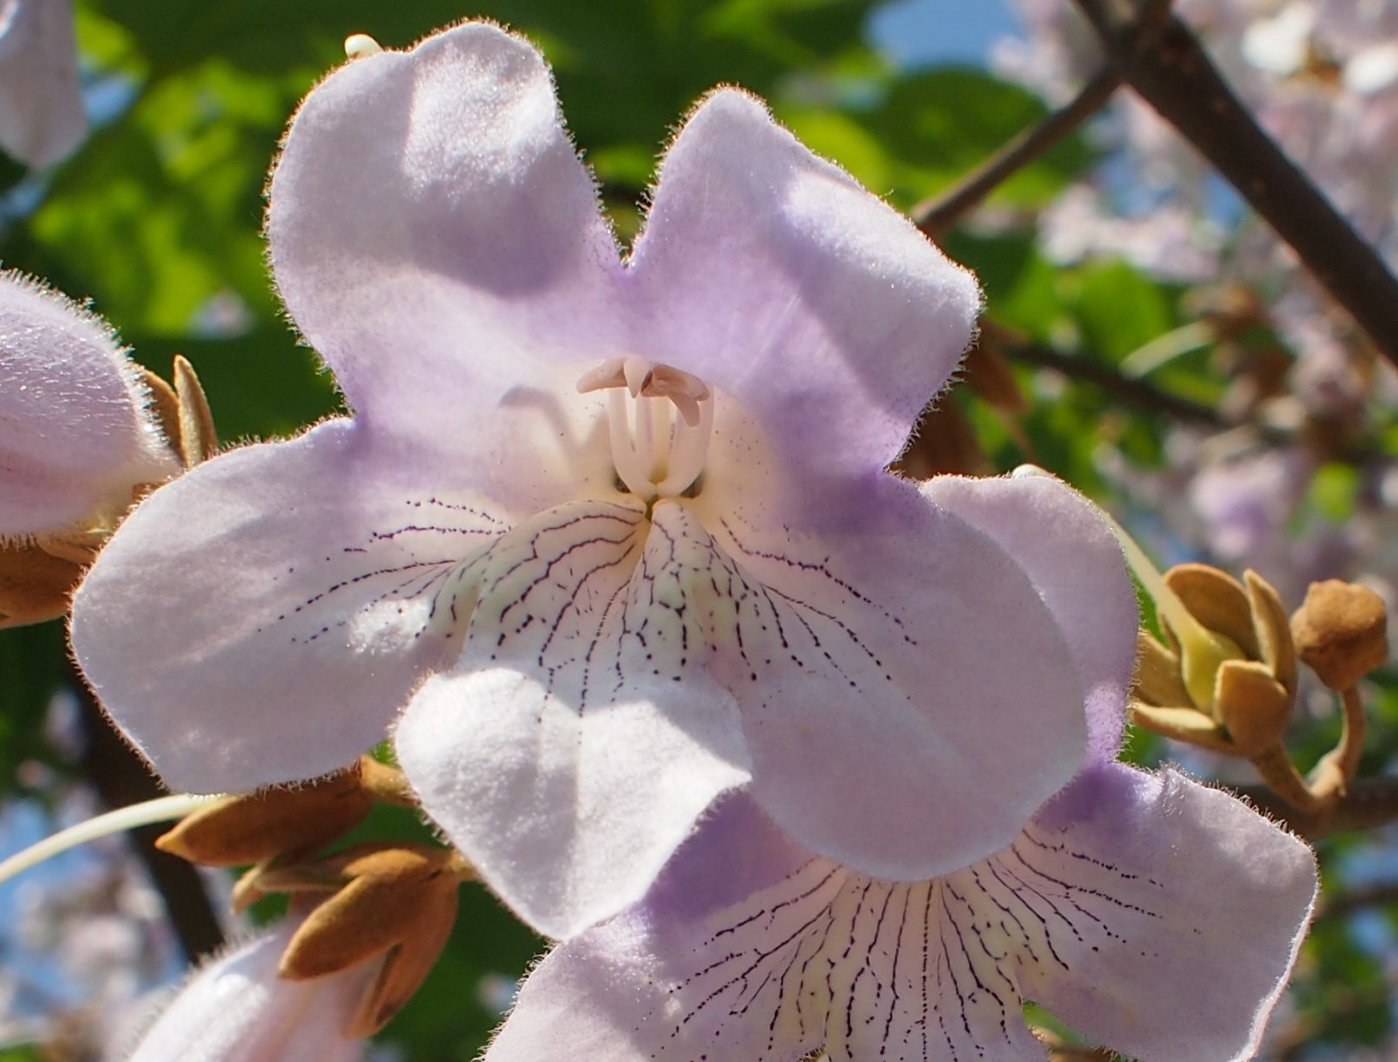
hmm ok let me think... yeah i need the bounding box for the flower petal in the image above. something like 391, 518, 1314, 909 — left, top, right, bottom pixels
128, 919, 369, 1061
702, 477, 1087, 880
630, 89, 980, 477
922, 473, 1138, 760
0, 273, 175, 537
0, 0, 86, 168
394, 499, 752, 938
71, 420, 505, 793
267, 21, 620, 446
1022, 763, 1317, 1061
483, 796, 829, 1060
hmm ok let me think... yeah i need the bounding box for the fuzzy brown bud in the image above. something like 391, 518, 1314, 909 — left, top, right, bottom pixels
156, 762, 371, 866
1291, 580, 1388, 691
277, 844, 460, 1036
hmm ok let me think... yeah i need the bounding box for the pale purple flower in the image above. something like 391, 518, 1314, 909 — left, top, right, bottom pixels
486, 765, 1316, 1062
72, 23, 1126, 937
0, 271, 176, 539
124, 918, 369, 1062
0, 0, 86, 167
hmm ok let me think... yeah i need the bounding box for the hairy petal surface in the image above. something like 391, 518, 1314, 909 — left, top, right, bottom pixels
484, 797, 825, 1061
267, 21, 621, 452
396, 498, 752, 938
921, 474, 1137, 759
1025, 764, 1317, 1062
0, 274, 175, 536
128, 919, 369, 1062
72, 420, 509, 792
630, 89, 980, 478
702, 476, 1086, 880
0, 0, 86, 167
491, 770, 1315, 1061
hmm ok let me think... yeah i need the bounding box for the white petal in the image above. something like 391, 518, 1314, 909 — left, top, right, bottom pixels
0, 0, 86, 167
129, 920, 369, 1062
72, 420, 506, 793
395, 498, 752, 938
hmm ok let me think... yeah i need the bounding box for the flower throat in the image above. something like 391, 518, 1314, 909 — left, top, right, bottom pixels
577, 357, 714, 502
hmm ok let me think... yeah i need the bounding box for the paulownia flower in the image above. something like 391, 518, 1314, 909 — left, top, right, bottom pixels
0, 272, 175, 539
0, 271, 178, 625
0, 0, 86, 167
485, 768, 1317, 1062
126, 917, 370, 1062
72, 22, 1127, 937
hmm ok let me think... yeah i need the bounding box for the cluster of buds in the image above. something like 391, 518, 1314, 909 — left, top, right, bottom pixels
1131, 562, 1388, 812
152, 757, 464, 1039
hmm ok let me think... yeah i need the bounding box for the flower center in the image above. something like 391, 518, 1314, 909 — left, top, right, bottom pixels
577, 357, 714, 502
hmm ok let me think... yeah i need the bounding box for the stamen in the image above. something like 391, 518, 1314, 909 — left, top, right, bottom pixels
578, 357, 715, 501
0, 792, 220, 886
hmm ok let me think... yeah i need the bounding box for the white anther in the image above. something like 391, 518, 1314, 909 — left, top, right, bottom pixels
344, 34, 384, 60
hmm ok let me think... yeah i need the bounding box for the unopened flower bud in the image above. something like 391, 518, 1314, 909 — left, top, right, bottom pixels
1213, 659, 1292, 757
0, 542, 85, 628
1131, 565, 1296, 756
156, 761, 371, 867
144, 356, 219, 470
1291, 579, 1388, 691
275, 844, 461, 1036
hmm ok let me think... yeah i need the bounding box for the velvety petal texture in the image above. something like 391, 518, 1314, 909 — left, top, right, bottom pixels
921, 473, 1138, 759
487, 770, 1316, 1061
71, 420, 498, 793
0, 0, 86, 167
0, 272, 175, 538
266, 20, 622, 454
127, 919, 369, 1062
699, 478, 1089, 880
630, 89, 981, 478
74, 19, 1121, 940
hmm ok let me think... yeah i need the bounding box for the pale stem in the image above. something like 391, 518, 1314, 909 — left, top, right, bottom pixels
1309, 686, 1368, 802
635, 394, 659, 479
654, 397, 714, 497
608, 390, 656, 499
1251, 741, 1324, 814
1119, 320, 1216, 378
0, 793, 220, 886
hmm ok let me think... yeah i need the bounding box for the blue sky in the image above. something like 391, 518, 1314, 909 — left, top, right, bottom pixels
869, 0, 1019, 66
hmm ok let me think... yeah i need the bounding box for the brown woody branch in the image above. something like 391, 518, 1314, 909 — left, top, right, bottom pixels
990, 324, 1232, 429
1071, 0, 1398, 371
1233, 775, 1398, 840
73, 666, 224, 962
914, 67, 1121, 239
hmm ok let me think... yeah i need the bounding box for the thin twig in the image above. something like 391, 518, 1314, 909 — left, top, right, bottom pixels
914, 67, 1121, 239
1233, 775, 1398, 840
991, 324, 1231, 428
1071, 0, 1398, 370
1316, 881, 1398, 920
72, 665, 225, 961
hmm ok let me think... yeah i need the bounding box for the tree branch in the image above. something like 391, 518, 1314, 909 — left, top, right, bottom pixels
1317, 880, 1398, 920
989, 323, 1232, 428
1071, 0, 1398, 371
73, 667, 224, 962
1232, 775, 1398, 840
914, 67, 1121, 239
